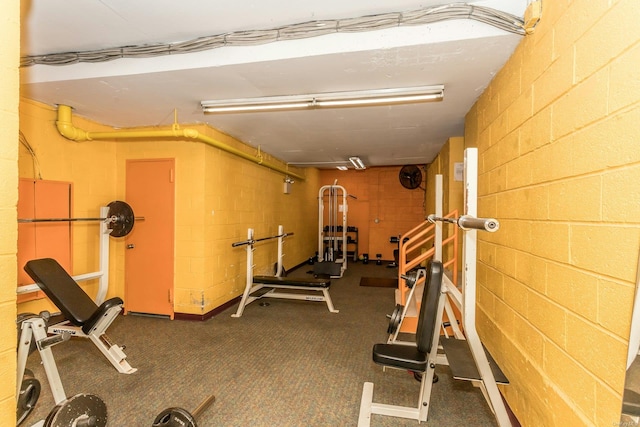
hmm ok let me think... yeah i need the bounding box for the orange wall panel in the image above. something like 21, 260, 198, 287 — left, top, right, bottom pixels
319, 166, 426, 260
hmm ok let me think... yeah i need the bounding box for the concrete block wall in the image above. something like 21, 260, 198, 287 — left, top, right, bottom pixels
425, 136, 465, 268
319, 166, 426, 261
18, 101, 119, 316
465, 1, 640, 425
17, 101, 318, 318
0, 0, 19, 422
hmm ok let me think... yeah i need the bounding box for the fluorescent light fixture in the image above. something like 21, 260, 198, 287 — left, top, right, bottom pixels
201, 85, 444, 114
349, 157, 366, 170
336, 166, 349, 171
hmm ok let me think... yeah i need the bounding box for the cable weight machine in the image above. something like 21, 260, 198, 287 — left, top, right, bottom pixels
315, 183, 349, 278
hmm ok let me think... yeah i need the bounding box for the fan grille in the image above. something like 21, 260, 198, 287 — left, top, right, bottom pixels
399, 165, 422, 190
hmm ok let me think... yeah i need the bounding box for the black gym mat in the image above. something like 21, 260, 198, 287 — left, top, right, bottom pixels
359, 277, 397, 288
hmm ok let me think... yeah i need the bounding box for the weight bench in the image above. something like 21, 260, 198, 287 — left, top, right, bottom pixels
358, 260, 444, 425
231, 275, 338, 317
24, 258, 136, 374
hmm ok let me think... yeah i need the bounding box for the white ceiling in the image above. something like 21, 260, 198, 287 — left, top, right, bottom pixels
20, 0, 527, 169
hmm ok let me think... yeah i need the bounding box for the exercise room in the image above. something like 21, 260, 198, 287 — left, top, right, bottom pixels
2, 1, 640, 426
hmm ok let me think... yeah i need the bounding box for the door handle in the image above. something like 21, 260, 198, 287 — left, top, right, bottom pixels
127, 244, 135, 249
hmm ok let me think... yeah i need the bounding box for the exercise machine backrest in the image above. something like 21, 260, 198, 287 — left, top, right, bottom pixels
416, 260, 444, 354
24, 258, 123, 335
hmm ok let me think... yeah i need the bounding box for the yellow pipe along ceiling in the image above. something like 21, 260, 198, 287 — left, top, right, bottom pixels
55, 104, 306, 181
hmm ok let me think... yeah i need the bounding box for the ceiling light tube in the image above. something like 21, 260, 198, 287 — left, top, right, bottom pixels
317, 92, 442, 107
201, 85, 444, 114
202, 101, 311, 113
349, 156, 366, 170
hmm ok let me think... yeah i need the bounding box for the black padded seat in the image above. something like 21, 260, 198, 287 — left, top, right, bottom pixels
253, 275, 331, 288
372, 344, 429, 372
24, 258, 123, 335
372, 260, 443, 372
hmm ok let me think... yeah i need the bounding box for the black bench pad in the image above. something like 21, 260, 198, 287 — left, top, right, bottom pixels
24, 258, 123, 334
25, 258, 98, 326
253, 275, 331, 288
440, 337, 509, 384
373, 343, 428, 372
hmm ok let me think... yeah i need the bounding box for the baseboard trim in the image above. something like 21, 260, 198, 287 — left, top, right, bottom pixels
174, 295, 241, 321
172, 260, 327, 321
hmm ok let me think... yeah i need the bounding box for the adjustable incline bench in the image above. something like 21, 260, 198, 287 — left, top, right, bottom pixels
360, 149, 512, 426
358, 260, 444, 425
24, 258, 136, 374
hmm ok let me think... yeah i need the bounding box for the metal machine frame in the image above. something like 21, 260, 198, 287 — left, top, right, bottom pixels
317, 183, 348, 278
358, 148, 511, 426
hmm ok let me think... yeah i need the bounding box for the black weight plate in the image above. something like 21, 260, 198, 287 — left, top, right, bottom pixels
152, 407, 197, 427
17, 370, 40, 426
387, 304, 404, 334
44, 393, 107, 427
402, 272, 418, 289
107, 200, 135, 237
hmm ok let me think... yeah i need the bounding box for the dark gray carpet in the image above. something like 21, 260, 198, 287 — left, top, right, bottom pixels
22, 261, 497, 426
359, 276, 398, 288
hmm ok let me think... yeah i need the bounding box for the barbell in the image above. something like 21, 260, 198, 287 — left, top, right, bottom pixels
152, 394, 216, 427
426, 214, 499, 232
231, 232, 294, 247
19, 372, 213, 426
18, 201, 143, 237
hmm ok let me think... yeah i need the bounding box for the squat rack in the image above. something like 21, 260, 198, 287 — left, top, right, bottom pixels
358, 148, 511, 426
431, 148, 510, 426
17, 205, 112, 305
16, 201, 141, 305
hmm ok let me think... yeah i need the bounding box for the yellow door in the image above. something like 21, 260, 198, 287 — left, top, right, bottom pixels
125, 159, 175, 318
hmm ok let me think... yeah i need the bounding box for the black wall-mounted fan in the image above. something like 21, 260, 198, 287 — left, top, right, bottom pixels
399, 165, 423, 190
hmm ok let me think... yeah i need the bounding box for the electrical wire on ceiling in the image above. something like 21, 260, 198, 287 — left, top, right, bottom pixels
21, 3, 526, 67
19, 130, 43, 179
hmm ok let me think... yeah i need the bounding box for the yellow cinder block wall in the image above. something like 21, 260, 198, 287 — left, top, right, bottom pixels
18, 100, 120, 315
114, 122, 318, 315
425, 136, 464, 268
465, 1, 640, 426
18, 101, 318, 318
0, 0, 19, 423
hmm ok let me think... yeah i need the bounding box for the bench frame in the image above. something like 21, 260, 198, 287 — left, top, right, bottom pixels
358, 150, 511, 426
358, 263, 445, 425
231, 225, 339, 317
17, 314, 68, 405
23, 258, 136, 375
